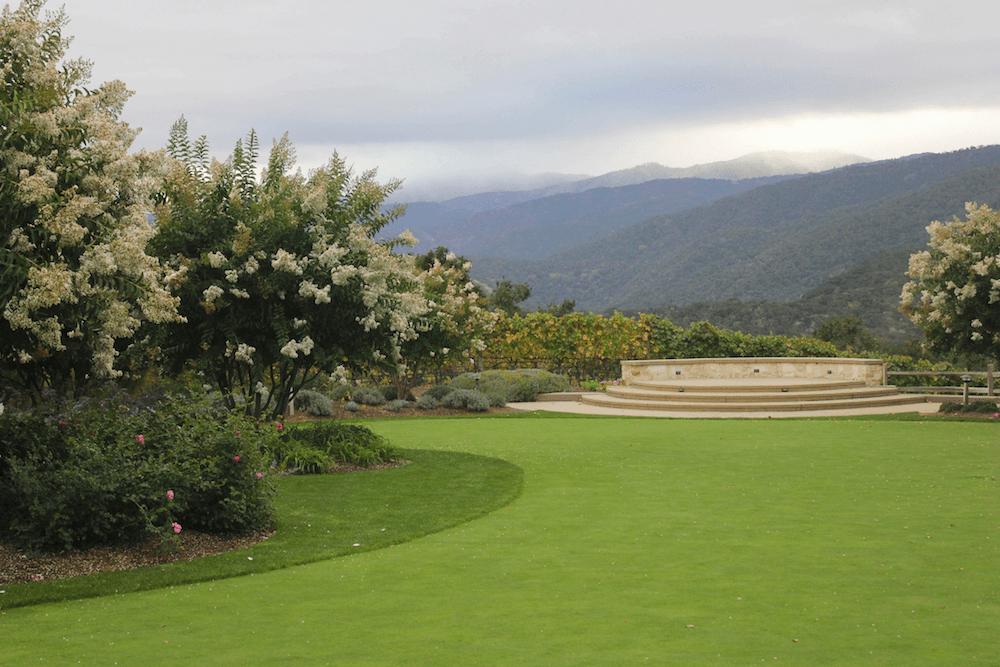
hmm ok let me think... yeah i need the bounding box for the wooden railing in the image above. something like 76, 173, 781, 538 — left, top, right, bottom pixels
887, 364, 996, 397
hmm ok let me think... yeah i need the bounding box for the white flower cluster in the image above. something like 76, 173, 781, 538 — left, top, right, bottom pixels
280, 336, 315, 359
203, 285, 225, 303
208, 251, 228, 268
298, 280, 331, 304
226, 341, 257, 365
272, 249, 304, 274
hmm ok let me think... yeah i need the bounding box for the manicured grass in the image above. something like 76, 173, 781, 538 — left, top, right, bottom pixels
2, 415, 997, 666
0, 448, 523, 610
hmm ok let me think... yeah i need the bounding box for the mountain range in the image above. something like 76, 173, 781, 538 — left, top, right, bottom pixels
382, 150, 870, 255
390, 146, 1000, 341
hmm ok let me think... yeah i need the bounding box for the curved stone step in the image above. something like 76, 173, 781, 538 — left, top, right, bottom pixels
580, 391, 928, 413
630, 378, 868, 393
607, 385, 902, 403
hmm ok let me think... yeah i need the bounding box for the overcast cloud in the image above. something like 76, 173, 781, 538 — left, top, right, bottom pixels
61, 0, 1000, 193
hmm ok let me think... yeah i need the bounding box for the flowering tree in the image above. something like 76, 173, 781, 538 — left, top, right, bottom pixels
0, 0, 180, 399
149, 118, 429, 419
384, 247, 496, 396
900, 203, 1000, 362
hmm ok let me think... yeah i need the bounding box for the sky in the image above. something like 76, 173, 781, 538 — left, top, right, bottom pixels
57, 0, 1000, 197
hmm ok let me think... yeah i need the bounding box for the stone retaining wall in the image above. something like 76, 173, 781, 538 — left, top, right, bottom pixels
622, 357, 886, 387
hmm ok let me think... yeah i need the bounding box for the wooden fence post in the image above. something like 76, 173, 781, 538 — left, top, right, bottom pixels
989, 363, 996, 397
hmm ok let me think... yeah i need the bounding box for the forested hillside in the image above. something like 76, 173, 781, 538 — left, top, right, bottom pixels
470, 146, 1000, 314
621, 250, 920, 343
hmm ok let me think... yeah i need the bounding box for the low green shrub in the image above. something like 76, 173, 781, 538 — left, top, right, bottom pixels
440, 389, 491, 412
386, 399, 411, 412
424, 384, 455, 400
273, 439, 331, 474
416, 394, 440, 410
938, 401, 999, 414
350, 386, 385, 406
344, 401, 359, 412
378, 386, 417, 402
273, 421, 400, 471
329, 385, 352, 402
0, 388, 279, 553
484, 392, 507, 407
293, 389, 333, 416
450, 369, 570, 402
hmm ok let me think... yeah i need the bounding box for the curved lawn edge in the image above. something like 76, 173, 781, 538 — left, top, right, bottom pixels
2, 448, 523, 610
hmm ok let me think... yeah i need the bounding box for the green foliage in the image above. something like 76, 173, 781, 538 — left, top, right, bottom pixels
440, 388, 491, 412
484, 311, 661, 382
415, 393, 440, 409
881, 355, 962, 387
350, 386, 386, 406
488, 279, 532, 316
377, 385, 416, 402
0, 388, 278, 552
938, 401, 999, 414
538, 299, 576, 316
423, 384, 456, 400
292, 389, 333, 416
484, 392, 508, 407
386, 399, 411, 412
450, 369, 569, 402
273, 421, 400, 471
328, 384, 352, 402
617, 250, 923, 345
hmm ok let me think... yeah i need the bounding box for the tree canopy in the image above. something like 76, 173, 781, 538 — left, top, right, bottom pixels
1, 0, 179, 399
900, 203, 1000, 362
148, 117, 431, 419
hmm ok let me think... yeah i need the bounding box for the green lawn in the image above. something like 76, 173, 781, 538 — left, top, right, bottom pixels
2, 414, 997, 666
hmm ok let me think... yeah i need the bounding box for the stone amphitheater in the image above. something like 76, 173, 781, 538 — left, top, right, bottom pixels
517, 357, 941, 419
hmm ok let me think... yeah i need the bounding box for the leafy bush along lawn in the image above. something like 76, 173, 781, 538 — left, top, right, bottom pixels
4, 414, 997, 666
270, 421, 401, 473
937, 400, 999, 415
0, 389, 279, 553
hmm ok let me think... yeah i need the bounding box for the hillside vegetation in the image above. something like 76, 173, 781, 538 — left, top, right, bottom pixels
619, 250, 920, 343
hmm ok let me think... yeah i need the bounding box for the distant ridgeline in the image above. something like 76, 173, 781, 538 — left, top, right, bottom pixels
462, 146, 1000, 338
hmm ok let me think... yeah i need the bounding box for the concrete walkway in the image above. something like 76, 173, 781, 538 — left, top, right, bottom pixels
508, 393, 942, 419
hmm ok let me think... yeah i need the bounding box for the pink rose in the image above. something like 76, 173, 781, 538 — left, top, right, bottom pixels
276, 422, 284, 431
234, 455, 240, 462
137, 434, 144, 444
172, 522, 182, 534
166, 490, 174, 501
256, 472, 263, 479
